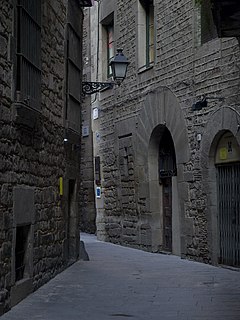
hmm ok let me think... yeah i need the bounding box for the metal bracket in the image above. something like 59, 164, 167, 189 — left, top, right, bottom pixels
192, 96, 225, 111
82, 82, 114, 95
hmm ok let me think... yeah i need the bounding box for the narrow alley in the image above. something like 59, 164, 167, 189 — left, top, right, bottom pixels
1, 234, 240, 320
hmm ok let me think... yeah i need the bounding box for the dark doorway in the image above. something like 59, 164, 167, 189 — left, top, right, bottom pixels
162, 177, 172, 251
67, 179, 76, 260
15, 225, 30, 281
217, 163, 240, 267
159, 128, 177, 253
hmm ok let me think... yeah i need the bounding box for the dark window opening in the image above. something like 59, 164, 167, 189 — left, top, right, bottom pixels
65, 21, 82, 132
16, 0, 41, 110
107, 23, 114, 77
95, 156, 101, 185
138, 0, 154, 70
201, 0, 218, 44
15, 225, 30, 282
159, 130, 177, 179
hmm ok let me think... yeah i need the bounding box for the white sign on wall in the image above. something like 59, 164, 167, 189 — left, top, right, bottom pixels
96, 187, 101, 198
82, 125, 89, 137
93, 108, 99, 120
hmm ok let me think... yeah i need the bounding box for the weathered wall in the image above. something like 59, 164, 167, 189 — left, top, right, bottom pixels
0, 0, 83, 314
83, 0, 240, 264
80, 7, 96, 234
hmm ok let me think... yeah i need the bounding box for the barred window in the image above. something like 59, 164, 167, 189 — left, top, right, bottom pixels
16, 0, 41, 110
65, 0, 83, 133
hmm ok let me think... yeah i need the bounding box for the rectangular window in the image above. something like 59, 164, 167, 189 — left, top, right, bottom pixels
107, 24, 114, 77
101, 13, 114, 80
65, 0, 83, 133
16, 0, 41, 110
195, 0, 217, 45
15, 225, 30, 281
138, 0, 154, 72
66, 24, 82, 132
146, 3, 154, 66
94, 156, 101, 185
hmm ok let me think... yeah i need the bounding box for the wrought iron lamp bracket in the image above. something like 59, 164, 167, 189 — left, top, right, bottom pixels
82, 82, 114, 95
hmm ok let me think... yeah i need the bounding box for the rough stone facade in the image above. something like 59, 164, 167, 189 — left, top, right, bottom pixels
79, 6, 96, 234
0, 0, 84, 314
82, 0, 240, 267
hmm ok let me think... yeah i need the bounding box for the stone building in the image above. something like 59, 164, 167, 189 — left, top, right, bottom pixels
82, 0, 240, 268
0, 0, 90, 314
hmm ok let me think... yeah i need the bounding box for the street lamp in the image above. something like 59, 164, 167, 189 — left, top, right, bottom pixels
82, 49, 129, 95
110, 49, 130, 85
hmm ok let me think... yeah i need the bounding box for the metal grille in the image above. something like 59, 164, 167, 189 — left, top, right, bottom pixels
16, 0, 41, 110
217, 163, 240, 267
66, 23, 82, 132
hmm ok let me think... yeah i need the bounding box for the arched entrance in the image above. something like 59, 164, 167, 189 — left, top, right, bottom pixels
201, 106, 240, 266
148, 124, 178, 254
159, 128, 177, 252
215, 131, 240, 267
135, 87, 189, 256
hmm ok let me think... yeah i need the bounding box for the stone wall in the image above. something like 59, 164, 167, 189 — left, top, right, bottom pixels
83, 0, 240, 264
80, 7, 96, 234
0, 0, 83, 314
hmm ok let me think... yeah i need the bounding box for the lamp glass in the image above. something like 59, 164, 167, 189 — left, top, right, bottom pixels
110, 49, 129, 84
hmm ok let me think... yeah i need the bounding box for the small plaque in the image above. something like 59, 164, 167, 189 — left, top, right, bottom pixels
96, 187, 101, 198
93, 108, 99, 120
219, 147, 227, 160
82, 125, 89, 137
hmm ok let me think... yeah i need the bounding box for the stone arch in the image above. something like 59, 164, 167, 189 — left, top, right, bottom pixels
200, 106, 240, 265
135, 87, 190, 255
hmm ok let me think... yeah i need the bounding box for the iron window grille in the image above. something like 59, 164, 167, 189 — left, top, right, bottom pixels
16, 0, 41, 111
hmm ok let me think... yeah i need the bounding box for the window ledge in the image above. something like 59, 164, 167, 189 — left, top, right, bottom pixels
12, 102, 41, 129
138, 65, 154, 74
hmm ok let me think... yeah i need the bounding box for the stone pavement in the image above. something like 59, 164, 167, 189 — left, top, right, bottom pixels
1, 233, 240, 320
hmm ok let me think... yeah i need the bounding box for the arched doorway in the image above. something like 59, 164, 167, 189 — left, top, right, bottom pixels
159, 128, 177, 252
215, 131, 240, 267
200, 106, 240, 266
148, 125, 178, 254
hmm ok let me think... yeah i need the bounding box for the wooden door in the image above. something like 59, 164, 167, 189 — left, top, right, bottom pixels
162, 177, 172, 252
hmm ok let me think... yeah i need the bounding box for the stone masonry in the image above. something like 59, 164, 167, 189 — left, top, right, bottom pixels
82, 0, 240, 266
0, 0, 84, 314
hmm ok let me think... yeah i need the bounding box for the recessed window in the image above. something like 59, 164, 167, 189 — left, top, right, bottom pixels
138, 0, 154, 72
16, 0, 41, 110
15, 225, 30, 282
107, 23, 114, 77
101, 15, 115, 79
195, 0, 218, 45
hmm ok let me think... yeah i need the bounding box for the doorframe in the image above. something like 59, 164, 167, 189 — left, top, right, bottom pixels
135, 87, 189, 256
200, 107, 240, 265
148, 125, 180, 254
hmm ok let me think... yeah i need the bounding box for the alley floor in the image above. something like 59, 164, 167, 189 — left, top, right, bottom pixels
1, 233, 240, 320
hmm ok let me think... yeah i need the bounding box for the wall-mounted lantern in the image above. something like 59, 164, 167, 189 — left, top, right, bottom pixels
82, 49, 130, 95
110, 49, 130, 85
192, 96, 224, 111
79, 0, 94, 7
